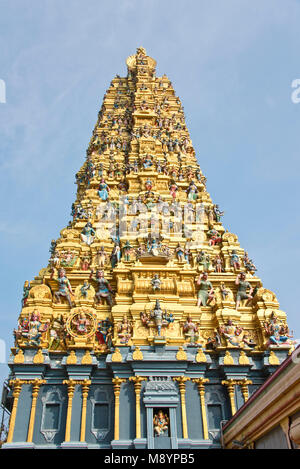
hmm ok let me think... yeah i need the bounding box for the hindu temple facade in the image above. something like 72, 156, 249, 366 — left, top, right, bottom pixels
2, 48, 295, 449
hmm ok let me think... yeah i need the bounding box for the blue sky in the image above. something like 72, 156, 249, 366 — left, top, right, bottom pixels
0, 0, 300, 386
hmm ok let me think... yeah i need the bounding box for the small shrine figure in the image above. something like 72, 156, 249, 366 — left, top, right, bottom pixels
195, 251, 210, 271
52, 268, 74, 308
81, 257, 91, 271
72, 312, 90, 335
206, 331, 221, 350
141, 300, 173, 336
90, 270, 114, 307
207, 228, 222, 246
235, 272, 253, 309
213, 204, 224, 222
183, 316, 200, 344
169, 182, 178, 200
96, 318, 113, 349
98, 178, 110, 201
230, 250, 241, 271
81, 222, 96, 246
218, 319, 246, 347
80, 280, 91, 299
123, 240, 133, 261
110, 243, 121, 268
264, 312, 295, 347
151, 274, 161, 292
243, 251, 257, 273
96, 246, 107, 268
176, 243, 185, 262
49, 239, 57, 256
153, 410, 169, 437
220, 282, 229, 301
213, 255, 223, 273
117, 315, 133, 344
145, 179, 153, 191
187, 181, 198, 201
147, 237, 160, 256
19, 309, 48, 347
196, 272, 215, 308
22, 280, 31, 307
184, 247, 192, 265
206, 207, 215, 227
49, 315, 65, 350
142, 154, 153, 169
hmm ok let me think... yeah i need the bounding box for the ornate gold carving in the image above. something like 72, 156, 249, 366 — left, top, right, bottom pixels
33, 349, 44, 364
269, 351, 280, 365
66, 350, 77, 364
111, 348, 122, 362
132, 346, 143, 361
176, 346, 187, 361
81, 350, 93, 365
14, 349, 24, 364
239, 350, 250, 365
195, 348, 207, 363
223, 350, 234, 365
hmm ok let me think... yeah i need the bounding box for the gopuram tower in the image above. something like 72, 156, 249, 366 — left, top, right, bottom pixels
2, 47, 295, 449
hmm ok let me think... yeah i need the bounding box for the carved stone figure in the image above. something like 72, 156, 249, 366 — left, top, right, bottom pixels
153, 410, 169, 437
81, 222, 96, 246
196, 273, 214, 308
52, 268, 74, 308
183, 316, 199, 344
235, 272, 253, 309
264, 312, 295, 347
151, 274, 161, 292
117, 315, 133, 344
90, 270, 114, 306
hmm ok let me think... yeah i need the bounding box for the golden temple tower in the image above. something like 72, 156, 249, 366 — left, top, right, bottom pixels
3, 47, 295, 450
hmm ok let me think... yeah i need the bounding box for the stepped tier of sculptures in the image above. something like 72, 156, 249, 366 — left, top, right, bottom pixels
12, 47, 295, 358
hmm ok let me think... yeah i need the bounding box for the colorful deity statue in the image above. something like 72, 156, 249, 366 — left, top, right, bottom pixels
169, 182, 178, 200
213, 204, 224, 222
147, 237, 160, 256
80, 280, 91, 299
141, 300, 174, 337
176, 243, 185, 262
142, 154, 153, 169
264, 312, 295, 347
235, 272, 253, 309
183, 316, 200, 344
151, 274, 161, 292
72, 312, 90, 335
218, 319, 247, 348
90, 270, 114, 306
187, 181, 198, 201
117, 315, 133, 345
243, 251, 257, 273
123, 240, 133, 261
52, 268, 74, 308
96, 317, 113, 349
81, 222, 96, 246
213, 255, 223, 273
230, 250, 241, 271
110, 243, 121, 268
49, 315, 66, 350
96, 246, 108, 268
195, 251, 210, 271
49, 239, 57, 256
21, 280, 31, 307
207, 228, 222, 246
196, 272, 214, 308
153, 410, 169, 437
98, 178, 110, 201
16, 309, 49, 347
